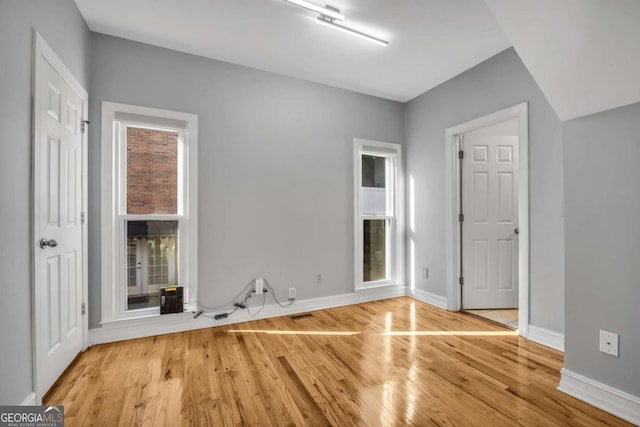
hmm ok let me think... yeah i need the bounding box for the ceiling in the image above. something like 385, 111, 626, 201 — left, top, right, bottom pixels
74, 0, 511, 102
75, 0, 640, 120
486, 0, 640, 121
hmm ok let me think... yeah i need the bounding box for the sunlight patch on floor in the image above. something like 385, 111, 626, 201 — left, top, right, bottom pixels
227, 329, 519, 337
227, 329, 361, 336
381, 330, 519, 336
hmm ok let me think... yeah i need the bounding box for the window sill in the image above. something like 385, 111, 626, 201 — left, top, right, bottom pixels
100, 302, 197, 326
91, 306, 209, 345
100, 312, 160, 326
99, 309, 199, 328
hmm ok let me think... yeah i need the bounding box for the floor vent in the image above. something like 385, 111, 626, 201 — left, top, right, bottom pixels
290, 313, 313, 320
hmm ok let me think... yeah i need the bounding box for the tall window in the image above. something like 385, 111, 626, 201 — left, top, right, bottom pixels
102, 102, 197, 321
354, 139, 404, 289
125, 127, 179, 310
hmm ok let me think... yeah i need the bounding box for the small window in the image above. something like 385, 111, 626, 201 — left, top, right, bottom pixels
354, 139, 404, 289
102, 102, 197, 322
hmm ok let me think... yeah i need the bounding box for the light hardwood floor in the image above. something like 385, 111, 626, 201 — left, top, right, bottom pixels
45, 297, 629, 426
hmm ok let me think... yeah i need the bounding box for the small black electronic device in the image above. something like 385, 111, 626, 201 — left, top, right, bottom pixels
160, 286, 184, 314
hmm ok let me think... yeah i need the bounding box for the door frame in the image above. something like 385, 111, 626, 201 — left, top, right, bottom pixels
32, 31, 89, 402
444, 102, 529, 337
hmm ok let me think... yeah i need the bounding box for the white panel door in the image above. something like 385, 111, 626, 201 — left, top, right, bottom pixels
461, 133, 519, 309
35, 53, 84, 397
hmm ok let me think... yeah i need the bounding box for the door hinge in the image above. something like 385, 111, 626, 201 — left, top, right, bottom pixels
81, 303, 86, 315
459, 277, 464, 286
458, 150, 464, 160
81, 119, 90, 134
81, 211, 86, 225
458, 213, 464, 222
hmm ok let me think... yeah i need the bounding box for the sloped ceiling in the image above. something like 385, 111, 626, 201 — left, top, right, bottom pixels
485, 0, 640, 121
74, 0, 510, 102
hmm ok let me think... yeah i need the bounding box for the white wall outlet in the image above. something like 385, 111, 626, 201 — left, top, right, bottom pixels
254, 278, 264, 294
423, 267, 429, 279
288, 287, 296, 301
316, 273, 322, 284
599, 330, 619, 357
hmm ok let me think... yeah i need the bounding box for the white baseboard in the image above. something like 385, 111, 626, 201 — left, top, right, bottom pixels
89, 284, 406, 345
527, 325, 564, 352
407, 288, 448, 310
558, 368, 640, 425
21, 392, 36, 406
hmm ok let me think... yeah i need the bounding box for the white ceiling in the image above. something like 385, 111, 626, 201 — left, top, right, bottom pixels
75, 0, 640, 119
74, 0, 511, 102
486, 0, 640, 121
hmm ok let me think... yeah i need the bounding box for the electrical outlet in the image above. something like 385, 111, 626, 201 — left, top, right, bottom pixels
288, 287, 296, 301
423, 268, 429, 279
316, 273, 322, 284
254, 278, 264, 294
599, 330, 619, 357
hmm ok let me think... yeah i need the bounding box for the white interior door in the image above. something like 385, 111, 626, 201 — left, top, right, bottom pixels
34, 38, 85, 398
461, 127, 519, 309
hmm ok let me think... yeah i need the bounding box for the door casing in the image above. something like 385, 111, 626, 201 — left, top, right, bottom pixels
444, 102, 529, 337
32, 31, 89, 403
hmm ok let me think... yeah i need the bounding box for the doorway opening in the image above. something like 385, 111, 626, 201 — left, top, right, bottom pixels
445, 103, 529, 335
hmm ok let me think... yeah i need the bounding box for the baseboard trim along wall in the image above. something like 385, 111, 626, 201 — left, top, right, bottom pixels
21, 392, 36, 406
89, 284, 407, 345
558, 368, 640, 425
526, 325, 565, 352
406, 288, 448, 310
89, 286, 570, 354
90, 286, 571, 356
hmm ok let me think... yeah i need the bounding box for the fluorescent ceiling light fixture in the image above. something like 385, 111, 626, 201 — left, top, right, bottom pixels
284, 0, 345, 21
316, 16, 389, 47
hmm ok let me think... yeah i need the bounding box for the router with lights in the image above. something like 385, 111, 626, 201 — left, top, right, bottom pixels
160, 286, 184, 314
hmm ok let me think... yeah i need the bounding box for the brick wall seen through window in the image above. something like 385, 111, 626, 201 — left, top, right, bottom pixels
126, 127, 178, 214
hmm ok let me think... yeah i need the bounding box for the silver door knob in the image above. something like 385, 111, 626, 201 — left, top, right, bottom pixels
514, 228, 519, 235
40, 238, 58, 249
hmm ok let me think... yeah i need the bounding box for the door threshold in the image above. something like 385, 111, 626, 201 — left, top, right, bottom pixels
462, 309, 518, 330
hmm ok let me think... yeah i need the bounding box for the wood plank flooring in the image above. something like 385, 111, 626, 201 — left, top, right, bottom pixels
44, 297, 629, 426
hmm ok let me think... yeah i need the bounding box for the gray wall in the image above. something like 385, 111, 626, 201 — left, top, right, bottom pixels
563, 102, 640, 396
88, 34, 404, 328
404, 48, 565, 332
0, 0, 90, 405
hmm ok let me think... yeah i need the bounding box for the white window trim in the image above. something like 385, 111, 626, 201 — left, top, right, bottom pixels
101, 101, 198, 324
353, 138, 405, 290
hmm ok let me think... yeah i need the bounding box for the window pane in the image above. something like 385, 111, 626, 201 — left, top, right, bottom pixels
126, 220, 178, 310
363, 219, 386, 282
127, 127, 178, 214
362, 187, 386, 215
362, 155, 385, 188
362, 155, 387, 215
